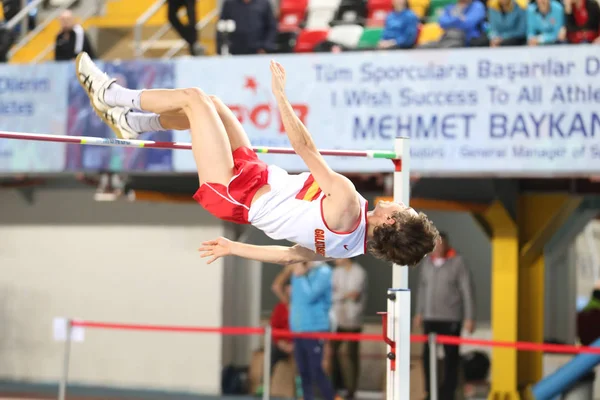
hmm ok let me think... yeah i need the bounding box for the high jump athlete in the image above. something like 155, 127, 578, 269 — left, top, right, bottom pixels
75, 52, 439, 266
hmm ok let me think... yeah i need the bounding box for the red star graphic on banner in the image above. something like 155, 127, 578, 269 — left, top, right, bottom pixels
244, 77, 258, 94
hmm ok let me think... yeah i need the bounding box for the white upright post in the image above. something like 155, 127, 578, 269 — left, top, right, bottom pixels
386, 137, 411, 400
262, 326, 272, 400
393, 137, 411, 289
386, 289, 411, 400
58, 319, 73, 400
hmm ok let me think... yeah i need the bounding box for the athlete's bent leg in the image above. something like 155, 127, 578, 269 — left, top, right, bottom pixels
116, 111, 189, 133
158, 114, 190, 131
135, 88, 234, 185
123, 100, 249, 141
126, 105, 248, 147
124, 111, 167, 133
115, 109, 189, 133
119, 89, 234, 185
76, 53, 233, 185
153, 97, 251, 151
209, 95, 251, 151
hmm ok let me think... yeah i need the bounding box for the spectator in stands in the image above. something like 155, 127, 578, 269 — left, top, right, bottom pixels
564, 0, 600, 43
289, 261, 336, 400
54, 10, 95, 61
217, 0, 277, 55
270, 280, 294, 373
377, 0, 419, 49
487, 0, 527, 46
419, 0, 486, 47
0, 36, 9, 63
26, 0, 37, 30
330, 258, 367, 400
414, 232, 475, 400
526, 0, 566, 45
0, 22, 16, 63
577, 280, 600, 346
167, 0, 203, 56
1, 0, 19, 22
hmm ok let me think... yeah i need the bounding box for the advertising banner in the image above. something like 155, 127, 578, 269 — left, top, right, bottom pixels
175, 47, 600, 175
2, 46, 600, 176
0, 63, 69, 173
65, 60, 177, 172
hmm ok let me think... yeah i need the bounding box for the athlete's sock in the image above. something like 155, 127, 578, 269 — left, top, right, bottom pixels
104, 83, 143, 110
125, 111, 166, 133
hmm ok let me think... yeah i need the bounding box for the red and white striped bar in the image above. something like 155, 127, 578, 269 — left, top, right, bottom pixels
0, 131, 399, 159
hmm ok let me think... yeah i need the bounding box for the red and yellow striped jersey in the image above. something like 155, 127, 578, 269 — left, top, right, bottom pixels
248, 165, 368, 259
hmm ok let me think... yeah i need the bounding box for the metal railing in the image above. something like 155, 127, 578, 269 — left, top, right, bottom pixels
428, 333, 439, 400
5, 0, 217, 62
216, 19, 235, 56
5, 0, 45, 34
133, 7, 187, 58
133, 0, 216, 60
7, 0, 104, 61
161, 7, 217, 59
132, 0, 166, 58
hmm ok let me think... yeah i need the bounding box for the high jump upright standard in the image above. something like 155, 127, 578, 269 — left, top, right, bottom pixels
381, 137, 411, 400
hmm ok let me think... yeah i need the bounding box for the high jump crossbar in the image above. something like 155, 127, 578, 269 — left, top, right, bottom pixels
0, 130, 411, 400
0, 131, 398, 159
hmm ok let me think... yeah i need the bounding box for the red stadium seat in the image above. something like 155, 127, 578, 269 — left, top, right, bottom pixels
367, 0, 392, 22
279, 0, 308, 31
367, 0, 392, 12
367, 9, 388, 25
280, 0, 309, 13
279, 12, 305, 31
294, 29, 329, 52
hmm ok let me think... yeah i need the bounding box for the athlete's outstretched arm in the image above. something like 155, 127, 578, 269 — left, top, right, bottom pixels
199, 237, 329, 265
270, 60, 356, 201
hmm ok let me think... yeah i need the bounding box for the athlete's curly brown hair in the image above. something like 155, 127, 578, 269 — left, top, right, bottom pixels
369, 211, 439, 266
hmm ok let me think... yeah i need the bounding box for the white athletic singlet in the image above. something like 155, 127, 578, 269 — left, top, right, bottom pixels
248, 165, 369, 258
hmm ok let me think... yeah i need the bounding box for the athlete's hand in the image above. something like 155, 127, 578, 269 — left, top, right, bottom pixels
270, 59, 286, 96
199, 237, 233, 264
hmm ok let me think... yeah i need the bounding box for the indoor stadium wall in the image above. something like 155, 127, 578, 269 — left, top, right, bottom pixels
0, 189, 225, 394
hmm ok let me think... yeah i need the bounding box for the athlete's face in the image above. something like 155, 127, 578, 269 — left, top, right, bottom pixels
373, 200, 417, 225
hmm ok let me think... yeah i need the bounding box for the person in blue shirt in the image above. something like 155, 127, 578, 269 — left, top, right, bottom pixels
289, 261, 335, 400
527, 0, 566, 45
487, 0, 528, 46
378, 0, 420, 49
421, 0, 486, 47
